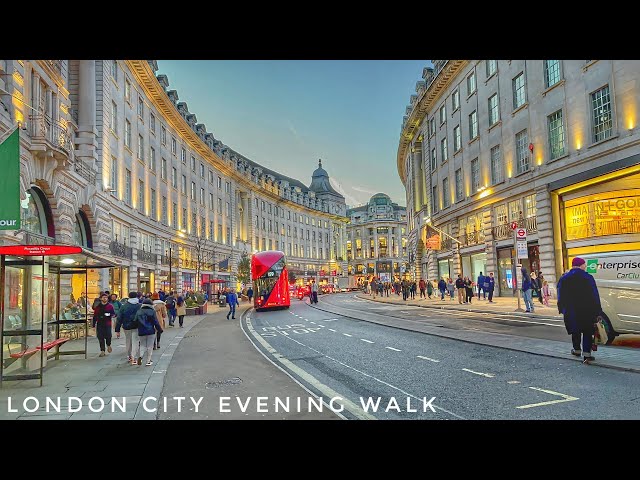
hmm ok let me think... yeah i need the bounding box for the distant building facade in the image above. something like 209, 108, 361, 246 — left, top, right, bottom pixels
0, 60, 348, 302
346, 193, 408, 286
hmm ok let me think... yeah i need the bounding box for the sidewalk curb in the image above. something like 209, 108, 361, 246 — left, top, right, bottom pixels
309, 297, 640, 376
355, 294, 563, 321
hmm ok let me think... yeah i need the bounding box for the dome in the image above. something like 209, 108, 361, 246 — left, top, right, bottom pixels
308, 159, 344, 199
369, 193, 391, 206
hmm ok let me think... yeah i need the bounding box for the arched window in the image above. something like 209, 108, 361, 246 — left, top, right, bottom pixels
73, 211, 93, 248
21, 187, 54, 238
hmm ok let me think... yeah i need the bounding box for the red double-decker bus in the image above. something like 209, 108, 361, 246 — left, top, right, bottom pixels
251, 250, 290, 311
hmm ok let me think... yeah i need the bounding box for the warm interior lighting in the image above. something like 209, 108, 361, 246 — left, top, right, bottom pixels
60, 258, 76, 265
478, 188, 492, 199
537, 157, 543, 166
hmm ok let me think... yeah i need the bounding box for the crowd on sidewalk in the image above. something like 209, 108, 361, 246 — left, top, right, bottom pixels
89, 286, 247, 367
361, 267, 551, 312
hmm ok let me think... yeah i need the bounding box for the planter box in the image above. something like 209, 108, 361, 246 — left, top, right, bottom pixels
200, 303, 208, 314
186, 307, 197, 316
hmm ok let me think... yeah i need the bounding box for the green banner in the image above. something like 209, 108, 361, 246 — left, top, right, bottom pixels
0, 128, 21, 230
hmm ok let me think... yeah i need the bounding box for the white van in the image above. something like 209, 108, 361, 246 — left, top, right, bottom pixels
577, 251, 640, 337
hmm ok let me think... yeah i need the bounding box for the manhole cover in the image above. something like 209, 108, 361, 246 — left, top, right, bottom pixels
205, 377, 243, 388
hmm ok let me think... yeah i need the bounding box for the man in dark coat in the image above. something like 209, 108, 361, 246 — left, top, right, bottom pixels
557, 257, 602, 362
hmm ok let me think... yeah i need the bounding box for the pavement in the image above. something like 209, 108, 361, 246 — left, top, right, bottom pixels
311, 293, 640, 375
0, 302, 335, 420
357, 290, 562, 319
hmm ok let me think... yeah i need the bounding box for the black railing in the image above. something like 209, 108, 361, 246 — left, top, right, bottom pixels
23, 231, 56, 245
27, 115, 73, 154
492, 223, 512, 241
523, 215, 538, 233
441, 236, 453, 250
459, 230, 485, 246
74, 161, 96, 183
138, 249, 157, 264
109, 240, 132, 259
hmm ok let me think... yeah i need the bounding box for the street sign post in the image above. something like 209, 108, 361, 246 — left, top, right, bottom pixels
513, 227, 527, 312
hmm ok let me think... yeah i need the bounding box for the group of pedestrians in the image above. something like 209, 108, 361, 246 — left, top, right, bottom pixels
91, 290, 189, 366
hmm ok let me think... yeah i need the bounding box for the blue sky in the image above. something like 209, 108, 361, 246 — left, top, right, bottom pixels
158, 60, 430, 208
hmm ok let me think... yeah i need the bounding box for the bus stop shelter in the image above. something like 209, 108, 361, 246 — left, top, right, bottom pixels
0, 244, 115, 387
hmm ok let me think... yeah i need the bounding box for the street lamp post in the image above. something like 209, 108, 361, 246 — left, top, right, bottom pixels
168, 246, 172, 293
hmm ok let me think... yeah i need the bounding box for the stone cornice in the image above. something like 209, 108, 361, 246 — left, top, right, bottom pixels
125, 60, 348, 223
397, 60, 468, 185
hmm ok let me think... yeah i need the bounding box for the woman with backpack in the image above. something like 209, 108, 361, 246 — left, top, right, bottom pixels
134, 298, 163, 366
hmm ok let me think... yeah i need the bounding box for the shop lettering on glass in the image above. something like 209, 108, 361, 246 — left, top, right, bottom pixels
565, 192, 640, 240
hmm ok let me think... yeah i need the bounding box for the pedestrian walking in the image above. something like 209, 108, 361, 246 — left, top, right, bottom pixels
247, 286, 254, 302
176, 295, 186, 327
226, 288, 240, 319
521, 267, 534, 313
536, 271, 545, 305
542, 280, 550, 307
164, 292, 177, 326
438, 278, 447, 300
426, 280, 433, 299
455, 275, 465, 304
92, 293, 115, 357
311, 280, 319, 304
557, 257, 602, 363
151, 292, 167, 349
115, 292, 141, 364
109, 293, 122, 318
485, 272, 495, 303
447, 278, 455, 300
135, 299, 163, 366
419, 279, 426, 298
477, 272, 486, 300
464, 277, 474, 304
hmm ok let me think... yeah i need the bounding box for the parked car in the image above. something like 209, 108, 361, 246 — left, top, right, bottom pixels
321, 284, 336, 294
577, 251, 640, 341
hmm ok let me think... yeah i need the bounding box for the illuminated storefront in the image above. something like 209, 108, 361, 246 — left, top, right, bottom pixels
555, 168, 640, 273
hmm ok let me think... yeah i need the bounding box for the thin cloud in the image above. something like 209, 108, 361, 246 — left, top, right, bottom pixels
329, 178, 365, 208
351, 185, 380, 195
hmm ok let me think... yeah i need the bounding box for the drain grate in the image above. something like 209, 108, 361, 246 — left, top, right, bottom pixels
205, 377, 243, 388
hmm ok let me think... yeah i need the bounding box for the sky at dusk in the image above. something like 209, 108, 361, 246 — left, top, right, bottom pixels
157, 60, 430, 208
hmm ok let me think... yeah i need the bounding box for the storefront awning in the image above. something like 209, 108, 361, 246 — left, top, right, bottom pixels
0, 244, 117, 269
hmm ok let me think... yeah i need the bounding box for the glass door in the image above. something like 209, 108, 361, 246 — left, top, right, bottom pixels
1, 256, 47, 385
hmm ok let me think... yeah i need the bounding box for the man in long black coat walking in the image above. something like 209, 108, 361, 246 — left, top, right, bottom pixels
557, 257, 602, 362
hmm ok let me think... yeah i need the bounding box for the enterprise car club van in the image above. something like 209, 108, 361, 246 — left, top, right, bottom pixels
576, 251, 640, 337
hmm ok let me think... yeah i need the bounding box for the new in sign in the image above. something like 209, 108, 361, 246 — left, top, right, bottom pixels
515, 228, 527, 240
516, 241, 528, 260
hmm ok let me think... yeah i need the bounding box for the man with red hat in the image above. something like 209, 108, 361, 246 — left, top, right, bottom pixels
556, 257, 602, 363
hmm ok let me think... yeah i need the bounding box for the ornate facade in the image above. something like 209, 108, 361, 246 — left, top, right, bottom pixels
0, 60, 348, 298
399, 60, 640, 295
346, 193, 408, 286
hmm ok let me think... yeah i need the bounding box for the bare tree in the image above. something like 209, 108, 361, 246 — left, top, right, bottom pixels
193, 232, 216, 292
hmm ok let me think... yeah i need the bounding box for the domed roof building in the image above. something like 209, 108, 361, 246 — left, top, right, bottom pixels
308, 159, 345, 201
345, 193, 408, 284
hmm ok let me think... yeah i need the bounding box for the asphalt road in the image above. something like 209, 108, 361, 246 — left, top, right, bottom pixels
243, 295, 640, 420
323, 293, 569, 343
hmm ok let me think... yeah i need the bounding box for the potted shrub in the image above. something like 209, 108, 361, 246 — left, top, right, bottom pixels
185, 297, 198, 316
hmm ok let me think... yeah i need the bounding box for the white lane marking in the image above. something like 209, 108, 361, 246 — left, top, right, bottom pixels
516, 387, 579, 409
507, 381, 521, 384
242, 318, 362, 420
328, 329, 337, 332
343, 333, 352, 337
386, 347, 401, 352
318, 325, 326, 328
360, 339, 374, 344
462, 368, 495, 378
277, 331, 464, 420
309, 321, 316, 324
152, 370, 166, 374
323, 318, 339, 322
169, 343, 179, 346
417, 355, 440, 363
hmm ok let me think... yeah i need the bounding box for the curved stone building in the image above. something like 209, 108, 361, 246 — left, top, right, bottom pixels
399, 60, 640, 295
346, 193, 408, 286
0, 60, 348, 302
